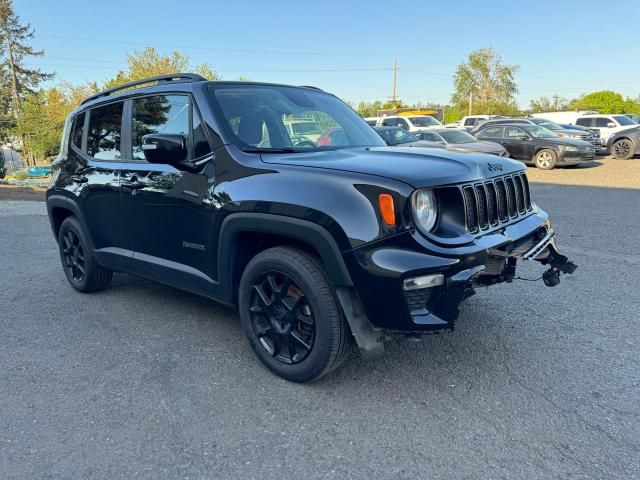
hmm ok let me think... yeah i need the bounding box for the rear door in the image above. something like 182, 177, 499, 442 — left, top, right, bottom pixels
476, 126, 504, 148
69, 102, 129, 269
119, 93, 217, 294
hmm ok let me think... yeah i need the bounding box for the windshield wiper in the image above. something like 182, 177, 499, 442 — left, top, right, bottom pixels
242, 147, 300, 154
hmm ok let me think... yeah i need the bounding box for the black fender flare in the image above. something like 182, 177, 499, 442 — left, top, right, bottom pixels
218, 212, 353, 301
46, 194, 93, 248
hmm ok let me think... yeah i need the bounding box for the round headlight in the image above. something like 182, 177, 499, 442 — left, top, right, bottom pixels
412, 189, 438, 233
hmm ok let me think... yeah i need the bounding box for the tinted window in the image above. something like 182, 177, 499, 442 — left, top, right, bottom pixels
409, 116, 439, 127
192, 108, 212, 158
464, 118, 478, 126
506, 127, 525, 139
86, 102, 123, 160
575, 118, 593, 127
420, 132, 441, 142
132, 95, 190, 160
439, 130, 476, 144
71, 112, 86, 150
594, 117, 612, 128
478, 126, 503, 138
613, 115, 635, 126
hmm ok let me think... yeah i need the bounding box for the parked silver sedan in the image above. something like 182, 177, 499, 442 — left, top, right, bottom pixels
413, 128, 510, 157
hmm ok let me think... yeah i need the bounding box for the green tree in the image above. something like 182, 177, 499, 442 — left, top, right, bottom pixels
104, 47, 220, 88
13, 82, 98, 163
0, 0, 53, 129
568, 90, 636, 114
451, 48, 519, 115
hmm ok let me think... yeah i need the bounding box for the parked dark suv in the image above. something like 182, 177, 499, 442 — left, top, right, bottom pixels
47, 74, 576, 382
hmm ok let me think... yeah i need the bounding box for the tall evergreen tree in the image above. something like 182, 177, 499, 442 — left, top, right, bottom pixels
0, 0, 52, 159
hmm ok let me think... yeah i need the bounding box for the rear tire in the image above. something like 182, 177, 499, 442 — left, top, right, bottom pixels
612, 139, 635, 160
58, 216, 112, 293
533, 149, 558, 170
238, 246, 351, 383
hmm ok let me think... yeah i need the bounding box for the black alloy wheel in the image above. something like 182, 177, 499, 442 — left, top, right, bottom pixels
238, 246, 352, 382
613, 139, 634, 160
61, 229, 85, 283
249, 271, 315, 364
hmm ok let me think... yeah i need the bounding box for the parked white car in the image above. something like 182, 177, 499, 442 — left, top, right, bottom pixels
451, 115, 501, 131
376, 115, 442, 132
574, 114, 639, 144
530, 111, 597, 125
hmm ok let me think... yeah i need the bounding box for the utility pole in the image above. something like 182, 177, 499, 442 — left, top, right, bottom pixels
468, 91, 473, 116
391, 55, 397, 106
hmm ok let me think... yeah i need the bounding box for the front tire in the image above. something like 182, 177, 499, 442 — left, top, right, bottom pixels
238, 246, 352, 382
533, 149, 558, 170
612, 139, 635, 159
58, 216, 113, 293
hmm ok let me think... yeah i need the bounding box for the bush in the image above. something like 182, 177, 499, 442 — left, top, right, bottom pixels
13, 170, 28, 181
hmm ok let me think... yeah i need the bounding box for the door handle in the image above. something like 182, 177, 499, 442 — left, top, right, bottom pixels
121, 177, 145, 190
69, 175, 88, 184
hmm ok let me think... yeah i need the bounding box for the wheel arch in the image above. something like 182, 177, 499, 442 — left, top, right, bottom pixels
46, 195, 92, 246
218, 213, 353, 305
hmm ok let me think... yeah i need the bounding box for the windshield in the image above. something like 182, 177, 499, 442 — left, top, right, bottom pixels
439, 130, 476, 144
531, 119, 563, 130
209, 85, 385, 151
379, 128, 418, 145
613, 115, 637, 126
409, 116, 440, 127
523, 125, 557, 138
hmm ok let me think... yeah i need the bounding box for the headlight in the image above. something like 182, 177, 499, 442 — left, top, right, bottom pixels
563, 145, 579, 152
412, 189, 438, 233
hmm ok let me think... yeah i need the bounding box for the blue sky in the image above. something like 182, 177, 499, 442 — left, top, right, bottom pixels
17, 0, 640, 108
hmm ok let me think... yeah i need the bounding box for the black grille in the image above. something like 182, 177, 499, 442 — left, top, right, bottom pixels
485, 182, 498, 226
461, 173, 533, 234
475, 185, 488, 229
504, 177, 517, 217
463, 186, 478, 233
405, 288, 433, 314
495, 180, 508, 221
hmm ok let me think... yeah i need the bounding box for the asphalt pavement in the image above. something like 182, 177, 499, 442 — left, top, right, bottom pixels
1, 183, 638, 479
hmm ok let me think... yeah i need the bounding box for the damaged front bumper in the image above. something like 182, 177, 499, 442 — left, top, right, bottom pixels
343, 211, 577, 338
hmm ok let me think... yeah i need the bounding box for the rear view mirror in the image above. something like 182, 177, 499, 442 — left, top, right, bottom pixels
142, 134, 187, 165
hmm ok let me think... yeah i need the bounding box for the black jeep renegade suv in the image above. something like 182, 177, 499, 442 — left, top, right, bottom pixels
47, 74, 576, 382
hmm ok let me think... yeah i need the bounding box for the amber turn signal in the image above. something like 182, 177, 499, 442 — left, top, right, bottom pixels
378, 193, 396, 226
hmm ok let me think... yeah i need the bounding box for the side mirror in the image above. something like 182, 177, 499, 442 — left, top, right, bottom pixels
142, 134, 187, 165
519, 135, 530, 141
607, 122, 616, 128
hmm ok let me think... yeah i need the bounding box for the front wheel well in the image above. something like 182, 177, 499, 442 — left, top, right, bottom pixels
230, 232, 323, 305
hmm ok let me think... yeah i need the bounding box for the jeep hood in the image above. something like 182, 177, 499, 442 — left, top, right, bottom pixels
261, 147, 525, 188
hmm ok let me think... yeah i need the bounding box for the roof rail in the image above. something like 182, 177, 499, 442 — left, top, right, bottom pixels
80, 73, 206, 105
299, 85, 324, 91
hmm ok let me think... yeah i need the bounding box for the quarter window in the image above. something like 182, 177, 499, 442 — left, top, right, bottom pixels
86, 102, 124, 160
71, 112, 86, 150
132, 95, 190, 160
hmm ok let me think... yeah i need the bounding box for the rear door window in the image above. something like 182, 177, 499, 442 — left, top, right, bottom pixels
86, 102, 124, 160
478, 126, 503, 138
575, 118, 593, 127
594, 117, 612, 128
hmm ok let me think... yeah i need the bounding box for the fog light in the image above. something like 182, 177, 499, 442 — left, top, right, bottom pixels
403, 274, 444, 291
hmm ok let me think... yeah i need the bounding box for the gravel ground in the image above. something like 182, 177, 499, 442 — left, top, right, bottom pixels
526, 155, 640, 189
0, 185, 46, 202
1, 184, 639, 480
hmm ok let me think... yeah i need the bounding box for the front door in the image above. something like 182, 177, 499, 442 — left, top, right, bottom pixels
503, 126, 530, 161
119, 93, 217, 295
